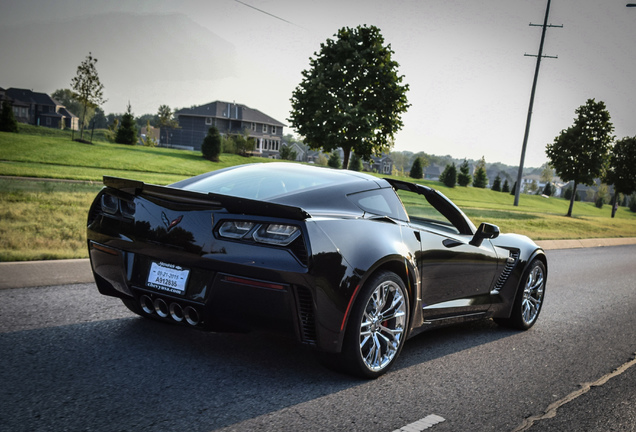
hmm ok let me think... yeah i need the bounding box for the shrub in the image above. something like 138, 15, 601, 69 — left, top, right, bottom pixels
201, 127, 221, 162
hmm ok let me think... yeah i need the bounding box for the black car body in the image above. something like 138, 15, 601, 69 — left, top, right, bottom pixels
87, 163, 547, 377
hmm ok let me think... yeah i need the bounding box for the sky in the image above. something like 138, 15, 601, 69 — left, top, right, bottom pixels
1, 0, 635, 168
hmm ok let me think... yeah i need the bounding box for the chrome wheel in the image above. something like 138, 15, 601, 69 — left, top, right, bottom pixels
358, 278, 407, 373
521, 263, 545, 326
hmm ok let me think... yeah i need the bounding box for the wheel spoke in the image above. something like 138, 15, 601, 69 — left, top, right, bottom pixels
358, 278, 408, 372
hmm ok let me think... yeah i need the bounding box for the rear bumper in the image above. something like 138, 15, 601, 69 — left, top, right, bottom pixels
88, 240, 318, 345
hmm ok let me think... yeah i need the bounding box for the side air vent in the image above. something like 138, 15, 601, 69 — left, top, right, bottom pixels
295, 286, 317, 344
289, 236, 309, 266
493, 250, 520, 293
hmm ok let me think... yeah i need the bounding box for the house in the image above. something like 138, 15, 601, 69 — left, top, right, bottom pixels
364, 154, 393, 174
1, 88, 78, 130
424, 164, 441, 181
161, 101, 285, 154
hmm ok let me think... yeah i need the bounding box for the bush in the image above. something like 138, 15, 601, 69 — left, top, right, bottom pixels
328, 152, 341, 168
201, 127, 222, 162
0, 101, 19, 133
348, 153, 362, 171
629, 194, 636, 213
409, 157, 423, 179
439, 163, 457, 188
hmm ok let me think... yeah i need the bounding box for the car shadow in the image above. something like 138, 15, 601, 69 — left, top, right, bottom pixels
0, 315, 519, 432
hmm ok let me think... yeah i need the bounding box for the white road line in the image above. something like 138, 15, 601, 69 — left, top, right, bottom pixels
393, 414, 446, 432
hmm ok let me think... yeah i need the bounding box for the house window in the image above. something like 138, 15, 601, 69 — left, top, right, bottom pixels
205, 117, 212, 125
262, 124, 268, 133
251, 123, 256, 131
46, 117, 51, 125
272, 126, 276, 134
273, 141, 280, 151
383, 165, 391, 174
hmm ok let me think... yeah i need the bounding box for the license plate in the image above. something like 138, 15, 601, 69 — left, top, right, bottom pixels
147, 262, 190, 295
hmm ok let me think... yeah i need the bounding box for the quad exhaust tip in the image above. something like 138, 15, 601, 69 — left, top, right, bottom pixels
139, 295, 199, 326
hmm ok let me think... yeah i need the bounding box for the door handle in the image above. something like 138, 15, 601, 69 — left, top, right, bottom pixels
442, 238, 463, 248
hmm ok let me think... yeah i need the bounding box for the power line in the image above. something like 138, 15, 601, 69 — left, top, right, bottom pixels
234, 0, 301, 27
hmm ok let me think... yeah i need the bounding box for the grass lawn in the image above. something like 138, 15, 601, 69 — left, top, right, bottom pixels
1, 128, 635, 261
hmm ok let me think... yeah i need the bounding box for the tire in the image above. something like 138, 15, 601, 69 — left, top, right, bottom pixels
340, 271, 409, 379
495, 259, 546, 330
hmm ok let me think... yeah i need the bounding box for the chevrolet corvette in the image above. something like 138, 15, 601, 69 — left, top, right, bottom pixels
87, 162, 547, 378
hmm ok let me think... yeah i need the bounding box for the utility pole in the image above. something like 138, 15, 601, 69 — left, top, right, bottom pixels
514, 0, 562, 206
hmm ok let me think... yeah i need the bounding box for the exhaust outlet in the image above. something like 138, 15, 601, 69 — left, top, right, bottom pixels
169, 303, 184, 322
140, 295, 154, 315
184, 306, 200, 326
154, 298, 169, 318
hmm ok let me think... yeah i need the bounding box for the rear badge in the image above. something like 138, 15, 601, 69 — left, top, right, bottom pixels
162, 212, 183, 232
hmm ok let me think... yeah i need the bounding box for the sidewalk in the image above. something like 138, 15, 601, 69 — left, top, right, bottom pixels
1, 237, 635, 290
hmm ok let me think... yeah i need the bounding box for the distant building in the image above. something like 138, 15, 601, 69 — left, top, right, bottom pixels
1, 87, 78, 130
161, 101, 285, 155
363, 154, 393, 174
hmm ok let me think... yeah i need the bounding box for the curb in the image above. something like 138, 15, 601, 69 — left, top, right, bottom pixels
1, 238, 635, 290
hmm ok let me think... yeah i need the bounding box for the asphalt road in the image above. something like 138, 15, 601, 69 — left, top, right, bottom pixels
0, 245, 635, 432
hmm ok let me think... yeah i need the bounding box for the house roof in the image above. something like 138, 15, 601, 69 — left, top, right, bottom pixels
58, 107, 78, 119
5, 88, 57, 106
176, 101, 286, 127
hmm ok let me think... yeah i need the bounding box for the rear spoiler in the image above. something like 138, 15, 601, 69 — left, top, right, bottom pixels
103, 176, 311, 221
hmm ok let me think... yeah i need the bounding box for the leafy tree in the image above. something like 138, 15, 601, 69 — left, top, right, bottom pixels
492, 175, 502, 192
604, 136, 636, 217
457, 159, 472, 187
70, 52, 106, 140
439, 163, 457, 188
501, 179, 510, 193
473, 156, 488, 188
348, 152, 362, 171
115, 103, 137, 145
52, 88, 93, 129
546, 99, 614, 217
0, 100, 19, 132
140, 120, 157, 147
316, 153, 328, 166
202, 126, 222, 162
279, 144, 298, 161
289, 25, 410, 169
409, 157, 424, 179
328, 152, 341, 169
629, 193, 636, 213
234, 129, 255, 156
92, 107, 108, 129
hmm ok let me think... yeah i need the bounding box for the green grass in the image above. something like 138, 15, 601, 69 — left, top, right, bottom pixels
1, 129, 636, 261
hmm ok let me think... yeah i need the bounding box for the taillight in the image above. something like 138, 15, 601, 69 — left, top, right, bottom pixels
100, 192, 135, 218
217, 221, 300, 247
253, 224, 300, 246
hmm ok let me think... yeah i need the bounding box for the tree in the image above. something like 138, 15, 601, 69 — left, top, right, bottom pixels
439, 163, 457, 188
279, 144, 298, 161
409, 157, 424, 179
70, 52, 106, 140
234, 129, 255, 156
605, 136, 636, 217
201, 126, 222, 162
348, 152, 362, 171
457, 159, 472, 187
473, 156, 488, 188
140, 120, 157, 147
542, 182, 553, 196
328, 152, 341, 169
52, 88, 92, 129
492, 175, 502, 192
0, 100, 19, 133
546, 99, 614, 217
502, 179, 510, 193
115, 102, 137, 145
289, 25, 410, 169
510, 181, 517, 196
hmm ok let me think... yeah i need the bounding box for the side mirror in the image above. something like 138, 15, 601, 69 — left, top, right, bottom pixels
469, 223, 500, 247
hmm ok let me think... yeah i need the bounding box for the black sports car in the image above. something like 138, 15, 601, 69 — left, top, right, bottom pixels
87, 162, 547, 378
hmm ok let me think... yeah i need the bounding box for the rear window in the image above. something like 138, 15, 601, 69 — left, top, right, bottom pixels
181, 164, 345, 200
